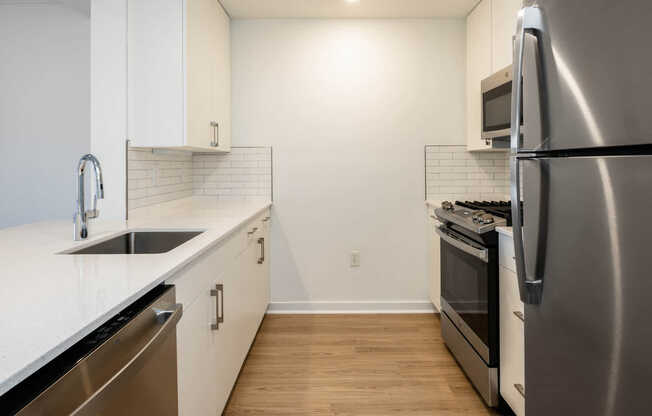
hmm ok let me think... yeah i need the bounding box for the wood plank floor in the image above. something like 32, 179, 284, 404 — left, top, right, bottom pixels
224, 314, 500, 415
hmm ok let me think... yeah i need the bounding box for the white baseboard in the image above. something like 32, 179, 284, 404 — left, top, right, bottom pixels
266, 301, 437, 314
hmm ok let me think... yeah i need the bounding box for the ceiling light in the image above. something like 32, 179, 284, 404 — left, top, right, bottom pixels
345, 0, 360, 4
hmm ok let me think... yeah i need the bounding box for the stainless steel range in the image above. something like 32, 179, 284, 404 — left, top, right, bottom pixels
434, 200, 514, 408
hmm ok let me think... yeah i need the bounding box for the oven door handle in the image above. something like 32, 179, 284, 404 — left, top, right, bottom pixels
435, 226, 488, 263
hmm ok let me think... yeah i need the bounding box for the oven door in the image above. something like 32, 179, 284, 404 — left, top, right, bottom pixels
437, 226, 496, 365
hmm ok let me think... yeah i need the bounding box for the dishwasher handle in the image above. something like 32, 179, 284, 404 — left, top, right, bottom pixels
70, 303, 183, 416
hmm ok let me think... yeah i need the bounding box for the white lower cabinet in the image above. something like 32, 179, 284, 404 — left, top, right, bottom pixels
427, 210, 441, 311
171, 209, 271, 415
499, 233, 525, 415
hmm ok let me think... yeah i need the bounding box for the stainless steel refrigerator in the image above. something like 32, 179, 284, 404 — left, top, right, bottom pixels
510, 1, 652, 415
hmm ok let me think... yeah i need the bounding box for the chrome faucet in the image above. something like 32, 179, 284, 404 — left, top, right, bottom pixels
73, 154, 104, 240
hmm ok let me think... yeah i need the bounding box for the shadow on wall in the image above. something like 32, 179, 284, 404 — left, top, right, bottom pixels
0, 1, 91, 228
269, 209, 311, 303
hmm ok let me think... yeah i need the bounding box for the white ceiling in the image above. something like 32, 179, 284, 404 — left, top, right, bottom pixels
219, 0, 481, 19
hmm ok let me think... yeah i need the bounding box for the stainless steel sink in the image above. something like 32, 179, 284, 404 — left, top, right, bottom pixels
67, 231, 204, 254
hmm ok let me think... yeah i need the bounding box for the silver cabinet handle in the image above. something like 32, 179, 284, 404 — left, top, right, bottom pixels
257, 237, 265, 264
210, 284, 224, 330
210, 121, 219, 147
262, 216, 271, 222
247, 227, 258, 236
511, 6, 544, 305
513, 311, 525, 322
435, 226, 488, 263
514, 383, 525, 398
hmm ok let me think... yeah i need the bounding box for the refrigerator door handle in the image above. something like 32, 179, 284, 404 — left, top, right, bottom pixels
512, 7, 545, 305
512, 5, 544, 155
511, 156, 543, 305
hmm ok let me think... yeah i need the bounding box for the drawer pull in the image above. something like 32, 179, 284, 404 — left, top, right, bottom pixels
514, 383, 525, 398
513, 311, 525, 322
262, 216, 271, 222
210, 284, 224, 330
247, 227, 258, 236
257, 237, 265, 264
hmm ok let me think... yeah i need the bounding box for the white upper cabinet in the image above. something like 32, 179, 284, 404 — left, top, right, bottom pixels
128, 0, 231, 152
466, 0, 493, 151
466, 0, 522, 151
492, 0, 524, 72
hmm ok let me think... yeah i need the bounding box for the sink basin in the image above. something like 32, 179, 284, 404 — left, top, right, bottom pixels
67, 231, 204, 254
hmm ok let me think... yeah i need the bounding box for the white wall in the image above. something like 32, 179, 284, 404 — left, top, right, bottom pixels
232, 19, 466, 311
0, 0, 127, 228
0, 1, 91, 228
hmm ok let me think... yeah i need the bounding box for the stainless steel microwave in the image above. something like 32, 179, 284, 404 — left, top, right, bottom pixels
481, 65, 522, 140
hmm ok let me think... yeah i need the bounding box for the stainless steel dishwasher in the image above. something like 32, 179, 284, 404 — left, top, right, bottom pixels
0, 285, 182, 415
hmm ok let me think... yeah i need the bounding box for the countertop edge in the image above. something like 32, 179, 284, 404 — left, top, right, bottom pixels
496, 226, 513, 237
0, 201, 272, 396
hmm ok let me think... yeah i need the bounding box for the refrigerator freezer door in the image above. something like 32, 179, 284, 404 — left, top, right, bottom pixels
522, 155, 652, 415
518, 0, 652, 151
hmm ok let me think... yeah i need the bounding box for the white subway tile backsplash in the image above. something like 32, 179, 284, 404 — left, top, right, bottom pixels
127, 146, 273, 210
192, 147, 272, 200
127, 149, 193, 210
425, 145, 510, 203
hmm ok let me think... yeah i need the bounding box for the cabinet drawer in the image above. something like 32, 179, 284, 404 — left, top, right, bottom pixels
167, 235, 238, 308
499, 307, 525, 415
232, 209, 271, 256
499, 265, 525, 415
499, 232, 516, 273
500, 266, 523, 315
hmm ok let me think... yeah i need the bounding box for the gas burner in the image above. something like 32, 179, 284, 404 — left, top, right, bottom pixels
456, 201, 513, 224
433, 200, 514, 235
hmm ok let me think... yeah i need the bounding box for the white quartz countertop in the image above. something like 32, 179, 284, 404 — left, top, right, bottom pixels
496, 226, 513, 237
0, 197, 271, 396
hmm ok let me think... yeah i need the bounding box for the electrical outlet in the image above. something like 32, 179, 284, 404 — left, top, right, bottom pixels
350, 250, 360, 267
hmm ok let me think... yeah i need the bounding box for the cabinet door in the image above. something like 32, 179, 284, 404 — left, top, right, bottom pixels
211, 4, 231, 152
213, 243, 260, 413
466, 0, 493, 151
186, 0, 221, 150
207, 271, 234, 415
258, 215, 271, 309
176, 286, 219, 416
491, 0, 522, 71
427, 213, 441, 312
499, 265, 525, 416
128, 0, 185, 148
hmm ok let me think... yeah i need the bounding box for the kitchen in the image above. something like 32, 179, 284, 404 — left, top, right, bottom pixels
0, 1, 649, 415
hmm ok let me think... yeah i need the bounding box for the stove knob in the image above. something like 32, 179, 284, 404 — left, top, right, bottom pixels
471, 211, 485, 222
481, 214, 494, 224
441, 201, 454, 211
